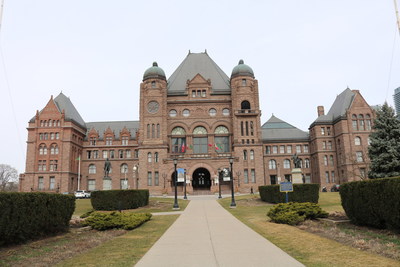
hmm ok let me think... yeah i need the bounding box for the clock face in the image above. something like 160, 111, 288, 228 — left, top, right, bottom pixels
147, 101, 159, 113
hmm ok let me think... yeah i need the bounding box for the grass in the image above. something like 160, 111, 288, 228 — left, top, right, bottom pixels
73, 197, 189, 217
318, 192, 344, 213
219, 194, 399, 267
57, 215, 179, 267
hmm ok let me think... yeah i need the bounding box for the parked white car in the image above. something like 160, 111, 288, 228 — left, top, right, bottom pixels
74, 190, 91, 199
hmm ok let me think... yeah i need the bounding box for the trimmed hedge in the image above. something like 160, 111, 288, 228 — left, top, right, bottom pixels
267, 202, 328, 225
83, 211, 152, 230
340, 177, 400, 229
91, 189, 149, 211
0, 192, 75, 245
259, 184, 320, 203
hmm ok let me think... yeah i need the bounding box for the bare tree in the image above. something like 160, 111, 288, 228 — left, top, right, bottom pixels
343, 146, 371, 181
0, 164, 19, 191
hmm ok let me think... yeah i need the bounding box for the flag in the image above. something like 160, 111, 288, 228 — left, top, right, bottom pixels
76, 156, 81, 161
214, 143, 219, 150
208, 144, 213, 147
181, 142, 186, 152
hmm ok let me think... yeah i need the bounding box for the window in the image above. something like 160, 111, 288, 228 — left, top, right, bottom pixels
360, 168, 366, 179
147, 124, 150, 138
244, 169, 249, 184
48, 120, 52, 127
152, 124, 155, 138
151, 81, 156, 88
215, 136, 229, 152
192, 90, 196, 97
366, 114, 372, 130
321, 127, 325, 135
44, 133, 48, 140
327, 141, 332, 150
355, 136, 361, 145
269, 160, 277, 170
329, 155, 334, 166
88, 179, 96, 191
154, 152, 159, 162
367, 137, 371, 146
38, 177, 44, 190
87, 150, 92, 159
122, 136, 128, 145
89, 164, 96, 174
266, 146, 271, 154
358, 114, 365, 130
331, 172, 335, 183
38, 160, 46, 171
251, 169, 256, 183
283, 159, 291, 169
39, 133, 43, 140
93, 150, 99, 159
109, 150, 115, 159
57, 120, 60, 127
126, 150, 131, 158
287, 145, 292, 154
103, 150, 108, 159
222, 108, 230, 116
272, 146, 278, 154
241, 101, 251, 110
147, 172, 152, 186
39, 144, 47, 155
324, 155, 328, 166
169, 109, 177, 117
296, 145, 301, 153
119, 150, 124, 159
284, 174, 291, 182
157, 124, 160, 138
270, 175, 277, 185
120, 164, 128, 174
243, 150, 248, 160
209, 108, 217, 116
171, 127, 187, 152
55, 133, 60, 139
327, 127, 331, 135
49, 176, 55, 190
183, 109, 190, 117
120, 179, 128, 189
280, 145, 285, 154
356, 151, 363, 162
303, 145, 309, 153
106, 136, 112, 145
50, 133, 55, 140
90, 137, 97, 145
241, 79, 247, 86
40, 120, 44, 127
147, 152, 152, 163
193, 126, 208, 154
49, 160, 58, 171
325, 172, 330, 183
154, 171, 159, 186
305, 158, 310, 168
250, 150, 254, 160
202, 90, 206, 97
322, 141, 326, 150
245, 121, 249, 136
352, 114, 358, 130
197, 90, 201, 97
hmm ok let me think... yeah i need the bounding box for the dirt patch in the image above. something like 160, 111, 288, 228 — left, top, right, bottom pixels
236, 196, 268, 207
0, 229, 126, 267
298, 219, 400, 261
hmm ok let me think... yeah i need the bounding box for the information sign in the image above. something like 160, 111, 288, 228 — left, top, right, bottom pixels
279, 182, 293, 192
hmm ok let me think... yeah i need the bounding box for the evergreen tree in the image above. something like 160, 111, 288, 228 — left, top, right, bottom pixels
368, 102, 400, 178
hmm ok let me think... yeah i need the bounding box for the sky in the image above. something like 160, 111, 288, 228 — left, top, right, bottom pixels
1, 0, 399, 174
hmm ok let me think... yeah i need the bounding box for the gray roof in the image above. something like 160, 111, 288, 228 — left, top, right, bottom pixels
85, 121, 140, 140
262, 115, 309, 142
167, 52, 231, 94
30, 92, 86, 129
313, 88, 355, 124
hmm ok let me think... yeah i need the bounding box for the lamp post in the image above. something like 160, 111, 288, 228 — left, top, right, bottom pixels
183, 170, 187, 200
173, 158, 179, 210
218, 168, 222, 199
133, 165, 139, 189
229, 157, 236, 208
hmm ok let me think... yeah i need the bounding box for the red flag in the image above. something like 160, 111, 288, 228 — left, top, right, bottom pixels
208, 144, 213, 147
181, 142, 186, 152
214, 144, 219, 150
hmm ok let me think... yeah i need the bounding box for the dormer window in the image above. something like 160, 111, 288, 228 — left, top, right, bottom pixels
90, 137, 97, 146
106, 136, 112, 146
202, 90, 206, 97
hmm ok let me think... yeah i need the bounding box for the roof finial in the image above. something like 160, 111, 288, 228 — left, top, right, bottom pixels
188, 49, 191, 54
238, 59, 244, 65
205, 49, 207, 54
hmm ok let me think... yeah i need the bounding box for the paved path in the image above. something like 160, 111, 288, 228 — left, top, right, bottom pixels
135, 196, 304, 267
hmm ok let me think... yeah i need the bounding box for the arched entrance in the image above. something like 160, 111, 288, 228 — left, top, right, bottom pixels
192, 168, 211, 190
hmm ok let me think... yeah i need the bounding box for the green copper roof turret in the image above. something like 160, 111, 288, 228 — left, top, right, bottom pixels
231, 59, 254, 79
143, 62, 166, 81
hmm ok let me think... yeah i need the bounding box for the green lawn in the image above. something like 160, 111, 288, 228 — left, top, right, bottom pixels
219, 194, 398, 267
318, 192, 344, 213
73, 197, 189, 217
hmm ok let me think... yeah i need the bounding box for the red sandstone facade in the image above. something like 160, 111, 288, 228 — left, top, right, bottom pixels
20, 52, 375, 194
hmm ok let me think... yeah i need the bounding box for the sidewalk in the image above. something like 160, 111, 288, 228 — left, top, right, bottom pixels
135, 196, 304, 267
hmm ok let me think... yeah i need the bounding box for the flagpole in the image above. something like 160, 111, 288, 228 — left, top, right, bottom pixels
77, 155, 81, 191
0, 0, 4, 33
395, 0, 400, 36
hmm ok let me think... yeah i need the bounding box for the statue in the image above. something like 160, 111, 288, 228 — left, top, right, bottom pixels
104, 158, 111, 177
292, 153, 301, 169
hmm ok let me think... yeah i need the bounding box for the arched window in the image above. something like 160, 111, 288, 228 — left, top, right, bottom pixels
329, 155, 334, 166
241, 100, 251, 110
324, 155, 328, 166
354, 136, 361, 146
154, 152, 159, 162
171, 127, 186, 153
48, 120, 52, 127
250, 121, 254, 136
193, 126, 208, 154
241, 121, 244, 136
366, 114, 372, 130
57, 120, 60, 126
358, 114, 365, 130
89, 164, 96, 174
157, 124, 160, 138
120, 164, 128, 174
147, 152, 152, 163
283, 159, 291, 169
250, 150, 254, 160
305, 158, 310, 168
50, 144, 58, 155
243, 150, 248, 160
352, 114, 358, 130
214, 126, 230, 153
147, 124, 150, 138
152, 124, 155, 138
39, 144, 47, 155
269, 160, 276, 169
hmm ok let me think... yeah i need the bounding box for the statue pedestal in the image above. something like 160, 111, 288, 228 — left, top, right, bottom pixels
291, 168, 303, 184
103, 176, 112, 190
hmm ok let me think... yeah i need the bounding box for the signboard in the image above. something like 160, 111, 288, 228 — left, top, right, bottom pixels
177, 168, 185, 182
222, 168, 231, 181
279, 182, 293, 192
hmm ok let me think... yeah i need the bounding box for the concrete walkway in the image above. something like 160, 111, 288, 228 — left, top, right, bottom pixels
135, 196, 304, 267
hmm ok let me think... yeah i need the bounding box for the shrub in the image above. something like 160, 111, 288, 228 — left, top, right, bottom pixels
0, 192, 75, 245
259, 184, 320, 203
340, 177, 400, 230
80, 209, 95, 218
91, 189, 149, 211
267, 202, 328, 225
83, 211, 152, 230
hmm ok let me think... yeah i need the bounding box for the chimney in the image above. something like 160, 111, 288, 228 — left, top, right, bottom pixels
317, 106, 325, 116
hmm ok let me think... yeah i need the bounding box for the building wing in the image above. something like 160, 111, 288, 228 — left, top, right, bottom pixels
262, 115, 309, 142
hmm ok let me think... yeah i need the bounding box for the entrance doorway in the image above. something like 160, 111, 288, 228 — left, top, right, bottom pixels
192, 168, 211, 190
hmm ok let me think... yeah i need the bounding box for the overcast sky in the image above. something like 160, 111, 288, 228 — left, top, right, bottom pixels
1, 0, 399, 174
